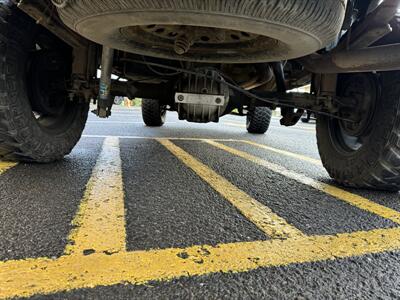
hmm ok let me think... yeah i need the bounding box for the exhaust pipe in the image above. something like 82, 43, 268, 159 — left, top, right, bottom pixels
299, 0, 400, 74
299, 43, 400, 74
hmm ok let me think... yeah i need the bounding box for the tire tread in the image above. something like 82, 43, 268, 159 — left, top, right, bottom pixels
0, 1, 88, 162
246, 107, 272, 134
317, 72, 400, 191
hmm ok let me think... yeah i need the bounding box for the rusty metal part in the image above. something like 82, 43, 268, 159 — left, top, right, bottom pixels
17, 2, 87, 49
17, 1, 94, 79
174, 35, 193, 55
241, 65, 274, 91
140, 24, 257, 45
350, 24, 393, 49
221, 64, 274, 91
337, 0, 400, 50
299, 43, 400, 74
119, 25, 278, 63
271, 62, 303, 126
300, 0, 400, 73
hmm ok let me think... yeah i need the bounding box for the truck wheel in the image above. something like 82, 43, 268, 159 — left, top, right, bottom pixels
0, 2, 89, 163
246, 107, 272, 134
56, 0, 346, 63
142, 99, 166, 127
317, 72, 400, 191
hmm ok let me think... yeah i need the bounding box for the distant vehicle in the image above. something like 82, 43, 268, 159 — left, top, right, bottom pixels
1, 0, 400, 191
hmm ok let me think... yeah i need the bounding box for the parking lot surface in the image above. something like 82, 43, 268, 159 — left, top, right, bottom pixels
1, 107, 400, 299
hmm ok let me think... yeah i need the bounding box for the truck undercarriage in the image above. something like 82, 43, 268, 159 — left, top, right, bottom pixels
2, 0, 400, 191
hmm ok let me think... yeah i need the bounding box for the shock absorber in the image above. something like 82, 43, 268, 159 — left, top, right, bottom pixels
97, 46, 114, 118
272, 62, 304, 126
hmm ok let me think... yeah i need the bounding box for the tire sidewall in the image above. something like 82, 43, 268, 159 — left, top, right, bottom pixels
1, 27, 88, 161
316, 72, 400, 186
57, 0, 346, 63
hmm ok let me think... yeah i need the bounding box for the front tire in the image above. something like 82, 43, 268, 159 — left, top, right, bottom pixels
246, 107, 272, 134
317, 72, 400, 191
141, 99, 166, 127
0, 2, 88, 163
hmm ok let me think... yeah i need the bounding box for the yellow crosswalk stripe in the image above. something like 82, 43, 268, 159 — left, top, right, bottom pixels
0, 161, 17, 175
2, 227, 400, 299
158, 139, 304, 239
238, 140, 322, 166
206, 140, 400, 224
1, 137, 400, 299
64, 137, 126, 255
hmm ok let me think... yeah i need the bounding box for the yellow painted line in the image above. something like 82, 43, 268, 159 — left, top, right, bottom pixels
0, 161, 17, 175
82, 135, 322, 167
239, 140, 323, 166
206, 141, 400, 224
64, 137, 126, 255
158, 139, 304, 239
1, 227, 400, 299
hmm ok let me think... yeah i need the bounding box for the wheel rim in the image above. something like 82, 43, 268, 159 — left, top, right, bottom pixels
27, 49, 79, 134
119, 24, 281, 61
328, 74, 378, 155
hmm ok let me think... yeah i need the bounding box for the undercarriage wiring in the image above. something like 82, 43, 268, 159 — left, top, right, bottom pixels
120, 58, 355, 123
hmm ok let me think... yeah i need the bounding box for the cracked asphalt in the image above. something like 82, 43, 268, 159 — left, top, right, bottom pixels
1, 107, 400, 299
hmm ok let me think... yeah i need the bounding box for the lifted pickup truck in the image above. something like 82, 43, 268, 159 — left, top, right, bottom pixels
1, 0, 400, 191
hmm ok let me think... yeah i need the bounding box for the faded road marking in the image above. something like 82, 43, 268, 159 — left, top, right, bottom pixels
206, 141, 400, 224
0, 161, 17, 175
82, 135, 238, 141
65, 137, 126, 255
238, 140, 322, 166
2, 227, 400, 299
158, 139, 304, 239
221, 121, 315, 132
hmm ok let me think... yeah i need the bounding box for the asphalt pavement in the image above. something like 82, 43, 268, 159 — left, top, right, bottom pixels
1, 107, 400, 299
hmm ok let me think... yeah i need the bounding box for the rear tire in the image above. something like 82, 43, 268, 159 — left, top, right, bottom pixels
0, 2, 88, 163
142, 99, 166, 127
246, 107, 272, 134
317, 72, 400, 191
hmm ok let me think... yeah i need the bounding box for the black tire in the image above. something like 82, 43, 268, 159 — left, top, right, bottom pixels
0, 2, 88, 163
301, 118, 310, 123
246, 107, 272, 134
317, 72, 400, 191
142, 99, 166, 127
56, 0, 346, 63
